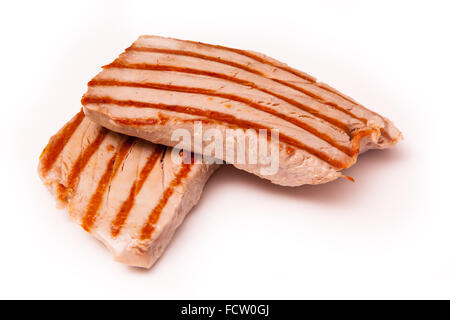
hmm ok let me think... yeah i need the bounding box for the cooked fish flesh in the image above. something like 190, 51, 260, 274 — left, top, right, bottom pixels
82, 35, 402, 186
38, 111, 217, 268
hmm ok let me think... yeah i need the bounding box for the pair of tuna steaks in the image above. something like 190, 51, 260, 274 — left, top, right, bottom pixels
39, 36, 402, 268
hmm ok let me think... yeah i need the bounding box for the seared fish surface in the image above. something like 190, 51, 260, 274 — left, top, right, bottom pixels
82, 35, 402, 186
38, 111, 217, 268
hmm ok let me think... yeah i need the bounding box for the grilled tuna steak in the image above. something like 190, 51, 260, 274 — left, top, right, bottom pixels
38, 111, 217, 268
82, 35, 402, 186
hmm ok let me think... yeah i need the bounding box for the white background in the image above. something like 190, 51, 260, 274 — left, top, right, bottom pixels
1, 0, 449, 299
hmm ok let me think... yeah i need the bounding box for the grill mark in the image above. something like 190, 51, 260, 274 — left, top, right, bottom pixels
81, 137, 135, 232
209, 45, 316, 82
126, 46, 266, 77
81, 96, 351, 169
81, 154, 116, 231
88, 79, 354, 156
141, 37, 317, 82
317, 83, 388, 132
126, 46, 367, 125
317, 82, 361, 107
39, 111, 85, 176
67, 127, 108, 190
271, 79, 368, 123
110, 145, 164, 238
104, 61, 350, 134
56, 183, 69, 204
140, 162, 193, 240
113, 117, 213, 126
110, 136, 136, 178
223, 48, 374, 123
113, 115, 371, 157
